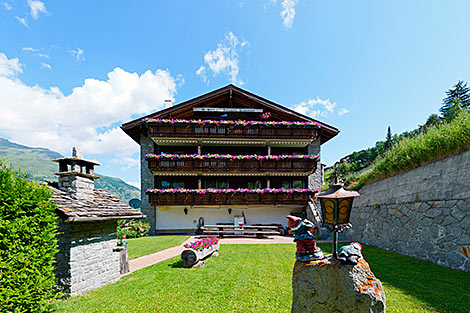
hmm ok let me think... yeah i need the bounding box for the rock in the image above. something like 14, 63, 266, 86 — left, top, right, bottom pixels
292, 255, 386, 313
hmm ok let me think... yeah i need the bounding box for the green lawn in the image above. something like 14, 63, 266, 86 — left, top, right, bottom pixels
127, 236, 190, 260
54, 243, 470, 313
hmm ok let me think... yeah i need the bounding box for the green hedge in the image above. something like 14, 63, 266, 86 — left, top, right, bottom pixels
117, 219, 150, 239
349, 111, 470, 190
0, 163, 58, 312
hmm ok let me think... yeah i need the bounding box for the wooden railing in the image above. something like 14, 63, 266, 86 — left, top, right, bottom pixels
146, 124, 319, 140
147, 158, 317, 173
147, 191, 314, 206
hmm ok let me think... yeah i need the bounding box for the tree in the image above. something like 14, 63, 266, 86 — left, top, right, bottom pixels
440, 81, 470, 121
425, 114, 441, 128
384, 126, 393, 151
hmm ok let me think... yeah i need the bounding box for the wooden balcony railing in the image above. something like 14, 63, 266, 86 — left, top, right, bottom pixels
145, 119, 320, 140
146, 156, 317, 173
147, 189, 317, 206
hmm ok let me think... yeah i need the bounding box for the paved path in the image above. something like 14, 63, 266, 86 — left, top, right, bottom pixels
125, 235, 300, 276
125, 237, 193, 276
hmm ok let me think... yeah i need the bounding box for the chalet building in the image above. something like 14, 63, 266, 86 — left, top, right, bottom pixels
121, 85, 339, 234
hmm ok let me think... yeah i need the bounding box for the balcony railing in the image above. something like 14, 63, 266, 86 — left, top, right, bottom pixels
144, 118, 321, 140
146, 154, 318, 173
147, 188, 318, 206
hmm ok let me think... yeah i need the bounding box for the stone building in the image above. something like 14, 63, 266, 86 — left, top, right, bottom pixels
50, 147, 144, 296
121, 85, 339, 234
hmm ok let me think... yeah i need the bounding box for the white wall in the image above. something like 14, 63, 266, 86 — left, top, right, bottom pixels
156, 206, 303, 230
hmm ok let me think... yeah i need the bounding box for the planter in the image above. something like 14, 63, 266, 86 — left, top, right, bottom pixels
181, 243, 220, 268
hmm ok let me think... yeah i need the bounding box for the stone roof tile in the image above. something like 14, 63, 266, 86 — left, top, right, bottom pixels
50, 187, 145, 222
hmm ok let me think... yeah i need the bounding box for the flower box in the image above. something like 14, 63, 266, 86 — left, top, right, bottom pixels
260, 193, 276, 203
230, 193, 244, 203
245, 194, 260, 202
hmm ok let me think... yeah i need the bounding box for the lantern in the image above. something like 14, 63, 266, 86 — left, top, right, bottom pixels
317, 183, 359, 258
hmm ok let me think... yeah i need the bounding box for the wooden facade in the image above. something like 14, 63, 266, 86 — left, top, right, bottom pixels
121, 85, 339, 233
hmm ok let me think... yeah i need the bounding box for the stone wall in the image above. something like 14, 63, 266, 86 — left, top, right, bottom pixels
306, 140, 322, 224
140, 135, 156, 234
55, 220, 121, 296
345, 150, 470, 272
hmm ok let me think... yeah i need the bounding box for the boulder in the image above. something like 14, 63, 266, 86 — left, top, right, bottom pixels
292, 255, 386, 313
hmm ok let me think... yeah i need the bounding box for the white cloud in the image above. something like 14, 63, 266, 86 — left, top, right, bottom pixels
196, 65, 208, 83
22, 47, 49, 59
197, 32, 248, 85
15, 16, 29, 28
281, 0, 298, 29
41, 62, 51, 70
22, 47, 38, 52
2, 2, 12, 10
293, 97, 337, 118
126, 180, 141, 189
28, 0, 47, 19
0, 52, 179, 157
338, 108, 350, 116
69, 48, 85, 62
0, 53, 23, 77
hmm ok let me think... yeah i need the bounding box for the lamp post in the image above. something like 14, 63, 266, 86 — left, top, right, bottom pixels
317, 183, 359, 258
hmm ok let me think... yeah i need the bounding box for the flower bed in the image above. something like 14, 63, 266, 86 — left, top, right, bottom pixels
147, 187, 321, 194
144, 118, 322, 127
145, 153, 319, 161
184, 236, 219, 250
181, 236, 220, 268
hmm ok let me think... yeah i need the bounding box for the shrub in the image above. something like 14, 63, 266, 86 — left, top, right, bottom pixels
0, 162, 58, 312
349, 110, 470, 190
117, 219, 150, 239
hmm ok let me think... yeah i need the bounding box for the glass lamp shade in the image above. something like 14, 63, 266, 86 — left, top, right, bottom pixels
317, 184, 359, 226
320, 197, 353, 225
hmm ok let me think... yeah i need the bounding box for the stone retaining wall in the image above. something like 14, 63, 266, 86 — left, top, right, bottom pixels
55, 220, 121, 296
345, 150, 470, 272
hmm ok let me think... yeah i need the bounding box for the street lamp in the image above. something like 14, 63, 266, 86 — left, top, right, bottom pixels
317, 183, 360, 258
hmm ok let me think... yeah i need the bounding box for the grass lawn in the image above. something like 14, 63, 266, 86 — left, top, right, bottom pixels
127, 235, 190, 259
54, 243, 470, 313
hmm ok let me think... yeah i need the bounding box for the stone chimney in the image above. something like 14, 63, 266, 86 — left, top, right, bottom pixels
53, 146, 101, 200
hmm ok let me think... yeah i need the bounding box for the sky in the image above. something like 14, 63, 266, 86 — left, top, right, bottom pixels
1, 0, 469, 189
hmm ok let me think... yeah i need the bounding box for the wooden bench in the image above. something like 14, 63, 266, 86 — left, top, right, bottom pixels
202, 225, 281, 238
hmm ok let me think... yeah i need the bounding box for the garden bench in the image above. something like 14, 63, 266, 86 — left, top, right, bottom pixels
202, 224, 281, 238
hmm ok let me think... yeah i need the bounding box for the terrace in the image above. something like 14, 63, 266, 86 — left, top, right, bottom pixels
146, 188, 318, 206
145, 154, 318, 174
144, 118, 321, 140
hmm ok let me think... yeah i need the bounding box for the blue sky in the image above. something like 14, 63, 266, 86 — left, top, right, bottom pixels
1, 0, 469, 188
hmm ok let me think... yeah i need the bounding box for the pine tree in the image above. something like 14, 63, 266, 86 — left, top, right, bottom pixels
440, 81, 470, 121
425, 114, 441, 128
384, 126, 393, 151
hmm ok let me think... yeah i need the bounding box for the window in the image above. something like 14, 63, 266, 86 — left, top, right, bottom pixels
204, 180, 229, 189
281, 179, 305, 189
247, 180, 262, 189
160, 179, 185, 189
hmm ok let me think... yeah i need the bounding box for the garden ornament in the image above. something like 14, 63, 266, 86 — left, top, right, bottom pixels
337, 242, 363, 265
287, 215, 324, 262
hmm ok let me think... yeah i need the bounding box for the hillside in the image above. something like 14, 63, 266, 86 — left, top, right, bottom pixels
0, 138, 140, 204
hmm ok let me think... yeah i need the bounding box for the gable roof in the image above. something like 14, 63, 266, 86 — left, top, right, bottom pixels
50, 186, 145, 222
121, 84, 339, 144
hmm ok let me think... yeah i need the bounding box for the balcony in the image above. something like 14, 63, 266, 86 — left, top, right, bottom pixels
147, 188, 318, 206
146, 154, 318, 174
144, 118, 321, 140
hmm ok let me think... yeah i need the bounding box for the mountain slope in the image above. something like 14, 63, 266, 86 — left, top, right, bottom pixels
0, 138, 140, 204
